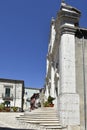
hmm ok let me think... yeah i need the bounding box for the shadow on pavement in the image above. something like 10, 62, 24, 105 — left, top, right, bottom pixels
0, 127, 36, 130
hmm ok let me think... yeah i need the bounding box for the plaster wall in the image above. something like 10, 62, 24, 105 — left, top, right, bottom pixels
0, 82, 23, 108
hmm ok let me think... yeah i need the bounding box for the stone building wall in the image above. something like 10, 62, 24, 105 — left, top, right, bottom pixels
45, 1, 87, 129
0, 79, 24, 110
75, 34, 87, 130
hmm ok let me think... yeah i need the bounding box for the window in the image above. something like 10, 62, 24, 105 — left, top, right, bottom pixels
5, 88, 10, 97
25, 92, 27, 95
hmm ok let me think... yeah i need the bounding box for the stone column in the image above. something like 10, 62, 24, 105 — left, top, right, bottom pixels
50, 63, 55, 97
54, 71, 59, 109
59, 28, 80, 126
44, 85, 49, 101
55, 2, 81, 127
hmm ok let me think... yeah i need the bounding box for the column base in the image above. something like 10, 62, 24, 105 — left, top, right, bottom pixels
67, 125, 80, 130
59, 93, 80, 126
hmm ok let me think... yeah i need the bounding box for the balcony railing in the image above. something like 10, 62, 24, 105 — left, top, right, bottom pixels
2, 94, 13, 101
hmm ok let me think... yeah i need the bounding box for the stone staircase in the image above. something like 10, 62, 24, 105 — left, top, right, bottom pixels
16, 107, 67, 130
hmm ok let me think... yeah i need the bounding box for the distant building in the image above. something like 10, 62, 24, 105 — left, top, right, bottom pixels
45, 1, 87, 130
24, 87, 40, 110
0, 78, 41, 112
0, 78, 24, 111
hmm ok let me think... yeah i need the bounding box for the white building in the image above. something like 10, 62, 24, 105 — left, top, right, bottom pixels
0, 78, 24, 111
45, 1, 87, 130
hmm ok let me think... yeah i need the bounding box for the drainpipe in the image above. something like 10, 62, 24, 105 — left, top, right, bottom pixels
14, 83, 16, 107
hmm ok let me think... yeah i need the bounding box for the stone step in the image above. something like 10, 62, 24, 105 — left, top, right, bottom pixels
25, 108, 57, 113
40, 125, 67, 130
40, 123, 63, 130
28, 119, 59, 121
26, 112, 57, 115
40, 124, 62, 128
24, 111, 57, 114
18, 114, 58, 117
18, 118, 59, 122
24, 110, 57, 113
40, 123, 61, 126
36, 107, 56, 110
31, 109, 57, 112
17, 108, 63, 130
17, 117, 59, 120
22, 114, 57, 117
32, 111, 57, 113
26, 120, 60, 123
19, 115, 58, 118
17, 116, 58, 118
17, 117, 58, 121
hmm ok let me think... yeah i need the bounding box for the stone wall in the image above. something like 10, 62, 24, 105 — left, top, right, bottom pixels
75, 36, 87, 130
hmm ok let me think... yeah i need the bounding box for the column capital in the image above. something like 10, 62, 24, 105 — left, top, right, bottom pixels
60, 25, 76, 35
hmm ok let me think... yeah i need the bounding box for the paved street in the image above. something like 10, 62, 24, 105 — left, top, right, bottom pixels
0, 112, 38, 130
0, 112, 37, 130
0, 127, 35, 130
0, 127, 28, 130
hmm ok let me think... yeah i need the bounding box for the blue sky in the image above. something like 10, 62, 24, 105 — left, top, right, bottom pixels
0, 0, 87, 88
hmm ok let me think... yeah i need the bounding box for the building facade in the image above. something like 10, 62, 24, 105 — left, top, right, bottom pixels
0, 78, 41, 112
45, 2, 87, 130
0, 78, 24, 111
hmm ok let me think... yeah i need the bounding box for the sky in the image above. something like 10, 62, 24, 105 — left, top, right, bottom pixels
0, 0, 87, 88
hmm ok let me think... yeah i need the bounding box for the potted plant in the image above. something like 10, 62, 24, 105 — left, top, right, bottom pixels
4, 101, 10, 112
48, 96, 55, 104
43, 96, 55, 107
13, 106, 18, 112
5, 107, 10, 112
0, 103, 5, 112
43, 101, 49, 107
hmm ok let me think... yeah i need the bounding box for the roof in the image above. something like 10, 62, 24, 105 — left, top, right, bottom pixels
0, 78, 24, 84
60, 1, 81, 14
25, 87, 40, 90
75, 27, 87, 39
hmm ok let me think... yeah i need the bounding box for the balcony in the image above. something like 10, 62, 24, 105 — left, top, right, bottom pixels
2, 94, 13, 101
